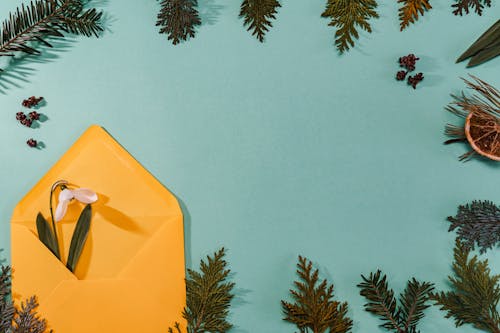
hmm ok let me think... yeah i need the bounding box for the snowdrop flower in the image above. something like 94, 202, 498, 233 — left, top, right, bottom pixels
54, 187, 98, 222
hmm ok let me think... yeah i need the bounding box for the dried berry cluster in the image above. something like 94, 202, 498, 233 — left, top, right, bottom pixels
15, 96, 45, 148
395, 54, 424, 89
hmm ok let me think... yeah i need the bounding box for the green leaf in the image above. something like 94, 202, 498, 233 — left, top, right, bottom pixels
35, 213, 60, 259
66, 204, 92, 273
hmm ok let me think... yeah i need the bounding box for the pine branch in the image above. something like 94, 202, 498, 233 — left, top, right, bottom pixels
358, 270, 402, 333
282, 256, 353, 333
452, 0, 492, 15
321, 0, 379, 54
399, 279, 434, 332
430, 240, 500, 333
156, 0, 201, 45
0, 0, 102, 58
397, 0, 432, 31
239, 0, 281, 43
447, 200, 500, 253
170, 248, 235, 333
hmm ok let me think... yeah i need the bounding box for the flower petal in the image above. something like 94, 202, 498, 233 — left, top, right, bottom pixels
58, 188, 74, 202
73, 188, 98, 204
54, 200, 69, 222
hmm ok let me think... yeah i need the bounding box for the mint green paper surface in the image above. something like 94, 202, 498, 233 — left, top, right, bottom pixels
0, 1, 499, 332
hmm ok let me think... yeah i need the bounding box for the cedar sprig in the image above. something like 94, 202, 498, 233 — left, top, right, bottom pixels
0, 0, 102, 59
358, 270, 434, 333
452, 0, 492, 15
0, 264, 49, 333
447, 200, 500, 253
397, 0, 432, 31
430, 240, 500, 333
281, 256, 353, 333
156, 0, 201, 45
239, 0, 281, 43
321, 0, 379, 54
169, 248, 235, 333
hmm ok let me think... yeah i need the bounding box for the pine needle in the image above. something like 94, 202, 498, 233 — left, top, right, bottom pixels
282, 256, 353, 333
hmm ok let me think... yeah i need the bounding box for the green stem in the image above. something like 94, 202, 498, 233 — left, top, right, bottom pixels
49, 183, 62, 259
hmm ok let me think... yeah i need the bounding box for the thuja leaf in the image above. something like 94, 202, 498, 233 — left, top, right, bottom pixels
430, 240, 500, 333
452, 0, 492, 16
66, 204, 92, 273
36, 213, 60, 259
156, 0, 201, 45
0, 266, 14, 332
174, 248, 235, 333
282, 256, 353, 333
11, 296, 48, 333
447, 200, 500, 253
239, 0, 281, 43
321, 0, 379, 54
397, 0, 432, 31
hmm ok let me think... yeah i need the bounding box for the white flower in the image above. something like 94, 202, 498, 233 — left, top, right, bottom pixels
54, 188, 98, 222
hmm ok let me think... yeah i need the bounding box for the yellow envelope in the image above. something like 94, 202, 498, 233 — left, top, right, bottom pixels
11, 125, 186, 333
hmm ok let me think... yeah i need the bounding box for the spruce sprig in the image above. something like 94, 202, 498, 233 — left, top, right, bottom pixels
239, 0, 281, 42
430, 240, 500, 333
321, 0, 379, 54
169, 248, 235, 333
0, 0, 102, 58
358, 270, 434, 333
281, 256, 353, 333
447, 200, 500, 253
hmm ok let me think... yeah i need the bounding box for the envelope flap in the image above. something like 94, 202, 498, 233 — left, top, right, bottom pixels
11, 224, 76, 301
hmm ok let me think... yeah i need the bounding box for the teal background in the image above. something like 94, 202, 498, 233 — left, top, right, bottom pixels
0, 0, 499, 332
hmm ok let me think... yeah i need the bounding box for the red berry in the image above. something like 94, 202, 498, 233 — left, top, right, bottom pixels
27, 138, 37, 147
29, 111, 40, 120
396, 70, 407, 81
22, 96, 44, 108
407, 72, 424, 89
16, 112, 26, 121
21, 118, 32, 128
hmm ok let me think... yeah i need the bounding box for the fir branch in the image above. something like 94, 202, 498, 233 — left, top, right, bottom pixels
430, 240, 500, 333
358, 270, 434, 333
358, 270, 402, 333
399, 279, 434, 332
321, 0, 379, 54
169, 248, 235, 333
447, 200, 500, 253
397, 0, 432, 31
452, 0, 492, 15
156, 0, 201, 45
239, 0, 281, 43
0, 0, 102, 58
281, 256, 353, 333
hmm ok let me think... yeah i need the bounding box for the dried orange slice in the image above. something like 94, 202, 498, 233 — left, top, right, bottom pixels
465, 112, 500, 161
